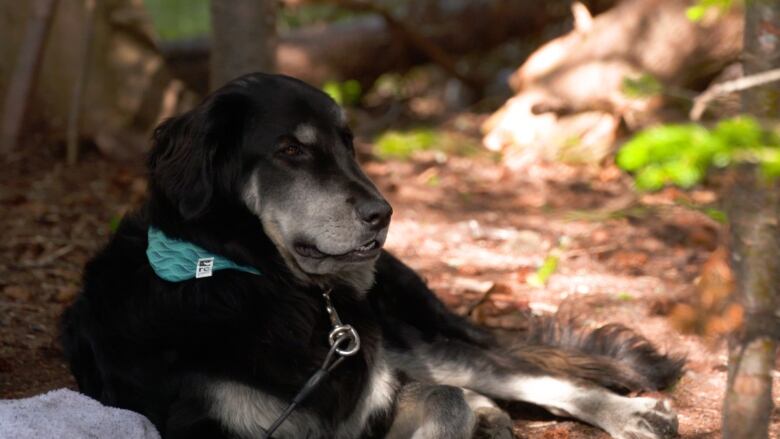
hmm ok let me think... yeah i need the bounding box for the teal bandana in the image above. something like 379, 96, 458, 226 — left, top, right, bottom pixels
146, 227, 261, 282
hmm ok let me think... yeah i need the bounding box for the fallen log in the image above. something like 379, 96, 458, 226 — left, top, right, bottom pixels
162, 0, 619, 94
1, 0, 619, 160
483, 0, 743, 167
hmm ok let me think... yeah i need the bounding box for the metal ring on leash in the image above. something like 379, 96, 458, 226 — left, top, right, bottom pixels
261, 289, 362, 439
328, 324, 360, 356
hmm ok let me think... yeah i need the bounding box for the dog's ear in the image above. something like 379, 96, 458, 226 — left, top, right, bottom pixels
148, 91, 249, 221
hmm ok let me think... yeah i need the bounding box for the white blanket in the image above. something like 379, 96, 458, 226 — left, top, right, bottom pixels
0, 388, 160, 439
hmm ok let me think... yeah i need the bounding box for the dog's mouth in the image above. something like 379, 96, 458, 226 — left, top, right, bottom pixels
294, 239, 382, 262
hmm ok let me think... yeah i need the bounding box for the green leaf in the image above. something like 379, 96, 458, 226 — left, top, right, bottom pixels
322, 80, 363, 106
713, 116, 764, 149
621, 74, 663, 98
686, 5, 706, 21
374, 129, 437, 159
705, 208, 727, 224
143, 0, 210, 41
278, 4, 356, 31
618, 116, 780, 191
760, 150, 780, 179
665, 161, 702, 188
635, 165, 667, 191
527, 255, 559, 287
616, 138, 650, 171
322, 81, 343, 104
341, 80, 362, 106
685, 0, 738, 22
109, 216, 122, 233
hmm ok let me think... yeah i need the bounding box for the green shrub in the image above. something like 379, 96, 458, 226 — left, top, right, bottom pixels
374, 129, 438, 159
144, 0, 210, 41
323, 80, 363, 106
617, 116, 780, 191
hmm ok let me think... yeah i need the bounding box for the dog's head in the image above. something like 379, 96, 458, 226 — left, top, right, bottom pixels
148, 73, 392, 289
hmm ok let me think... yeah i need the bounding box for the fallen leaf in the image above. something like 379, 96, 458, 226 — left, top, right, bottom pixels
4, 286, 31, 302
54, 285, 79, 304
453, 277, 495, 295
457, 265, 482, 276
527, 254, 559, 287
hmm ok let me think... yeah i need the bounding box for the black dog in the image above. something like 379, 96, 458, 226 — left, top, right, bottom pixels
61, 73, 683, 439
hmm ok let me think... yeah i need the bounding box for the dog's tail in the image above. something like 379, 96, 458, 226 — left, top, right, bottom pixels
507, 317, 685, 393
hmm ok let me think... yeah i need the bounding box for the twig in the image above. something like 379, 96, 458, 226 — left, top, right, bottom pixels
562, 244, 619, 259
315, 0, 483, 90
2, 236, 94, 250
66, 0, 96, 165
0, 0, 59, 155
17, 244, 75, 268
690, 68, 780, 121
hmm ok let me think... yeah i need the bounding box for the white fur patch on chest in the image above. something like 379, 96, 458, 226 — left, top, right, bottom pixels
206, 348, 397, 439
334, 354, 397, 439
207, 379, 324, 438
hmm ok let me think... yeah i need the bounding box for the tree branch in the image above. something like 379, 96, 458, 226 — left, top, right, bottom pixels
690, 68, 780, 121
313, 0, 484, 89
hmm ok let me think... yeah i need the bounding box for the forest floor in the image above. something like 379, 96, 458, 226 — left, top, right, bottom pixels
2, 128, 780, 438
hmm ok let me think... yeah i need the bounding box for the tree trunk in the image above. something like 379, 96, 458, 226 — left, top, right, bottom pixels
0, 0, 58, 155
722, 169, 780, 439
721, 2, 780, 438
209, 0, 277, 90
65, 0, 96, 165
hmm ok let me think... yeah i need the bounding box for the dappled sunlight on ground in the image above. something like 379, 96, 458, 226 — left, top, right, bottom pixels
368, 153, 780, 438
2, 145, 780, 437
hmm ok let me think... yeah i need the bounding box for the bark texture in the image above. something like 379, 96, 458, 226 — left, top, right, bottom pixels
722, 2, 780, 438
209, 0, 277, 90
0, 0, 59, 154
66, 0, 96, 165
722, 169, 780, 439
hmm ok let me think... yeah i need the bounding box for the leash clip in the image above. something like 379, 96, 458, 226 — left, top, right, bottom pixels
260, 288, 360, 438
322, 289, 361, 356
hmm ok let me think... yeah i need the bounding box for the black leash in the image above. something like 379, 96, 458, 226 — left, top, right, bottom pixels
260, 289, 360, 439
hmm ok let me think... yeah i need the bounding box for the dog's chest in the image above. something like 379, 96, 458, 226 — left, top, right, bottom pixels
333, 349, 397, 438
207, 345, 397, 439
208, 290, 397, 438
325, 293, 398, 437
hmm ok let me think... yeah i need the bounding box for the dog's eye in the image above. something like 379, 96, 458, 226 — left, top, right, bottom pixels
279, 143, 303, 157
284, 145, 301, 155
341, 130, 356, 157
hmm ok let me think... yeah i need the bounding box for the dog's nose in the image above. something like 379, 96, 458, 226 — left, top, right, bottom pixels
357, 199, 392, 229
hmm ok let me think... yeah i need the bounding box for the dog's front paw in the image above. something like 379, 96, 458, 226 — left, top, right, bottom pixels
472, 407, 513, 439
610, 397, 678, 439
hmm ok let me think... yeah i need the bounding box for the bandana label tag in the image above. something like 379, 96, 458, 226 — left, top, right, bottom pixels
196, 258, 215, 278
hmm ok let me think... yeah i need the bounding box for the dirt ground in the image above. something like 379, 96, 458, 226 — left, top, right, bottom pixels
2, 135, 780, 438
